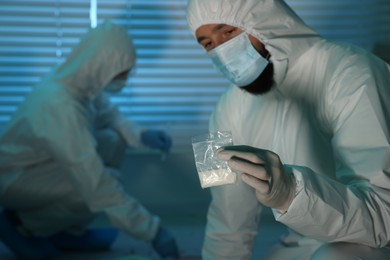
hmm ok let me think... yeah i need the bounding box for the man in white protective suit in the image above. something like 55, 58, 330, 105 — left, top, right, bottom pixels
0, 21, 179, 259
186, 0, 390, 259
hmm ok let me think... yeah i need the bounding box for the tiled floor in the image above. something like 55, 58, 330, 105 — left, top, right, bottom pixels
0, 210, 287, 260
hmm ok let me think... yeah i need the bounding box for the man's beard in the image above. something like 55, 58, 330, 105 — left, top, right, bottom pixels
240, 62, 275, 95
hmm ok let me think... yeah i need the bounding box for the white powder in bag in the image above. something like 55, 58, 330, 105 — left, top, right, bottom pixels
198, 168, 237, 189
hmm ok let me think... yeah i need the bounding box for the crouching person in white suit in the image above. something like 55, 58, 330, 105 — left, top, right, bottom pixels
0, 21, 179, 260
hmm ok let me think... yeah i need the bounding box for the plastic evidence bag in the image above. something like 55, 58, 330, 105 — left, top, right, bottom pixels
192, 131, 237, 189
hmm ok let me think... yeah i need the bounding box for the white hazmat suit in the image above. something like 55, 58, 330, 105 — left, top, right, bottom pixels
187, 0, 390, 259
0, 21, 159, 241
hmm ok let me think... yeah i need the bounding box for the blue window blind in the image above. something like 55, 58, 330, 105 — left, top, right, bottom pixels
0, 0, 389, 154
96, 0, 227, 153
287, 0, 390, 52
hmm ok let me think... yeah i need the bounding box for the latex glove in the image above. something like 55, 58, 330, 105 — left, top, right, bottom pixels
217, 145, 296, 212
141, 130, 172, 153
152, 226, 180, 259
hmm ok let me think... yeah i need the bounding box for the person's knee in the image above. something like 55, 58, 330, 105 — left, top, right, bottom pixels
95, 128, 124, 149
95, 128, 127, 167
312, 243, 355, 260
311, 242, 383, 260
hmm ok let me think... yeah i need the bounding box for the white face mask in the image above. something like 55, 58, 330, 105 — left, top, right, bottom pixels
105, 79, 127, 93
207, 32, 269, 87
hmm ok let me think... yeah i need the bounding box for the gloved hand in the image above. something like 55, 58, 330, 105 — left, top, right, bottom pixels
217, 145, 296, 212
141, 130, 172, 153
152, 226, 180, 259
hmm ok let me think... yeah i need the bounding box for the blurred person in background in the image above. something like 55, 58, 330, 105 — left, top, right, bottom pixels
0, 21, 179, 259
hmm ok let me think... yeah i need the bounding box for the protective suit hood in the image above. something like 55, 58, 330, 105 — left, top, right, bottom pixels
186, 0, 321, 86
52, 21, 135, 99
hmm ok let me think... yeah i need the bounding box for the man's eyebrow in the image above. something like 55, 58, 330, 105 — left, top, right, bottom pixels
196, 24, 228, 43
213, 24, 227, 33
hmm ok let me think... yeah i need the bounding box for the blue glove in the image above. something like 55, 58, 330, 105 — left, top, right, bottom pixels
141, 130, 172, 153
152, 226, 180, 259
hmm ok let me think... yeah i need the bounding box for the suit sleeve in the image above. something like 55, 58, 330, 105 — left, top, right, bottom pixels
93, 93, 143, 148
276, 55, 390, 248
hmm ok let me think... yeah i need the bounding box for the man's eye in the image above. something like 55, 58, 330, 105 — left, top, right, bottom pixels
225, 28, 236, 36
203, 42, 212, 49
